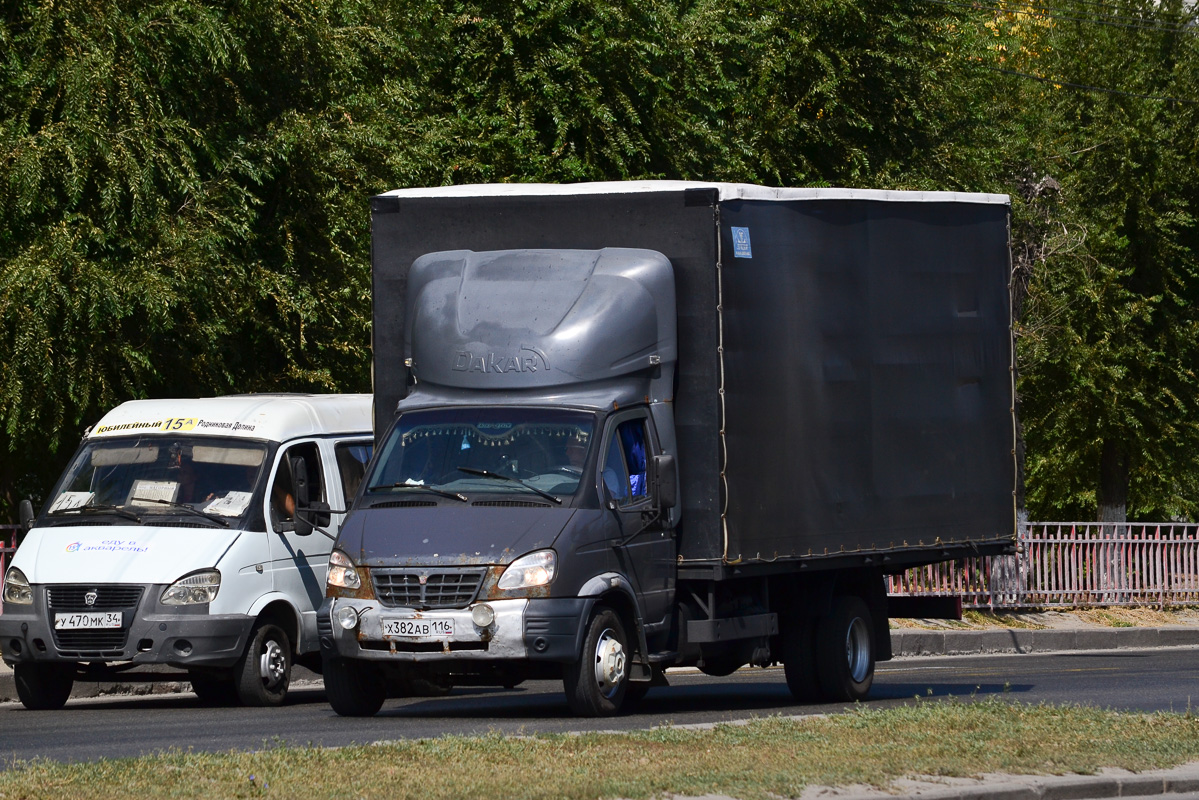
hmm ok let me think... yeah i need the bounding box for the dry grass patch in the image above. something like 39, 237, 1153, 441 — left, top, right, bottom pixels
1072, 607, 1194, 628
891, 606, 1199, 631
3, 700, 1199, 800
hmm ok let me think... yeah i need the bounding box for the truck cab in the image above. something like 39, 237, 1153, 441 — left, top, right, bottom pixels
321, 248, 680, 716
0, 393, 373, 709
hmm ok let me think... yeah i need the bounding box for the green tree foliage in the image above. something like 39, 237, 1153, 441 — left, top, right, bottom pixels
0, 0, 415, 512
982, 1, 1199, 521
0, 0, 980, 516
2, 0, 1196, 523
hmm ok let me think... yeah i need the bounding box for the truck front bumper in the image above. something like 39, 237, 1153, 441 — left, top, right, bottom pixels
0, 587, 253, 669
319, 596, 591, 663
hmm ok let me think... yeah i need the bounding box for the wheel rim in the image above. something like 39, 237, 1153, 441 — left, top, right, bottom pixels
844, 616, 871, 683
592, 627, 627, 699
259, 638, 287, 687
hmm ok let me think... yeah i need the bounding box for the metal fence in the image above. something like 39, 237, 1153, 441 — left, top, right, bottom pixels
888, 523, 1199, 609
1, 522, 1197, 612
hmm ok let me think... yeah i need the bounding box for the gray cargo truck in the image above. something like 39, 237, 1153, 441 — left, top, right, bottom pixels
318, 181, 1018, 717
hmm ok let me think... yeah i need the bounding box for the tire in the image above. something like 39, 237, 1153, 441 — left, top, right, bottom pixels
814, 595, 875, 702
189, 671, 239, 706
781, 614, 822, 703
324, 656, 386, 717
563, 606, 630, 717
235, 622, 292, 707
14, 662, 75, 710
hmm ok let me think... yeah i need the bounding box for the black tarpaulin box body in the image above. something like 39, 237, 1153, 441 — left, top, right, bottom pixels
370, 182, 1017, 568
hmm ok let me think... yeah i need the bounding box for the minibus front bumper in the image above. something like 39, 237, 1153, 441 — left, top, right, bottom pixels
0, 583, 253, 668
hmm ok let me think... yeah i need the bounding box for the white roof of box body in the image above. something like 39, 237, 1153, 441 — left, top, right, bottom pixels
88, 394, 373, 443
379, 180, 1010, 206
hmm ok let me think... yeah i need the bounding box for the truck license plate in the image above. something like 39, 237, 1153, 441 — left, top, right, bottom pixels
54, 612, 122, 630
382, 618, 453, 639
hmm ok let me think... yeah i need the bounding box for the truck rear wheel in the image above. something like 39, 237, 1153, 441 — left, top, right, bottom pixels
815, 595, 875, 702
563, 605, 629, 717
235, 622, 292, 706
324, 657, 386, 717
781, 614, 821, 702
14, 662, 74, 710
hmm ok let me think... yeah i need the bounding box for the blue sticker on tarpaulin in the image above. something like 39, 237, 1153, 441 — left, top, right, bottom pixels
731, 227, 752, 259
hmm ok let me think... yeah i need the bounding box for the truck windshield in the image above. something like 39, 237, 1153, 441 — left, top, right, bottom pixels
367, 408, 596, 502
44, 436, 268, 525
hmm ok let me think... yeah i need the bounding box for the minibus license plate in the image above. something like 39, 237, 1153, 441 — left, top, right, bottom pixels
54, 612, 122, 630
382, 618, 453, 639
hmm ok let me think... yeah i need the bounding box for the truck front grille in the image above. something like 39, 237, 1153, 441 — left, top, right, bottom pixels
372, 568, 487, 609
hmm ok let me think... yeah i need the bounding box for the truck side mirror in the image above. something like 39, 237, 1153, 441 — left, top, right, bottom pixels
289, 456, 313, 536
599, 480, 617, 511
651, 455, 677, 510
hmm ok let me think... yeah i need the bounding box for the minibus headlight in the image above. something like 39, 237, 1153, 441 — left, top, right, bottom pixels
2, 567, 33, 605
161, 569, 221, 605
497, 550, 556, 590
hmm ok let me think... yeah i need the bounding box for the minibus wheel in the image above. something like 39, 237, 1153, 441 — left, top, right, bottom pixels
235, 622, 292, 706
14, 662, 74, 710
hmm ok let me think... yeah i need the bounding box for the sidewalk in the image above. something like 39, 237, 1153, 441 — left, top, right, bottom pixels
800, 760, 1199, 800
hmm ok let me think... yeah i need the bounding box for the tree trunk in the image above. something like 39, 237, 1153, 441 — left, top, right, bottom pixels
1096, 438, 1129, 601
1097, 439, 1128, 523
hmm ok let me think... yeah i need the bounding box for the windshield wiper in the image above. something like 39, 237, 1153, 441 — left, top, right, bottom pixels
368, 481, 469, 503
129, 497, 230, 527
49, 503, 142, 523
455, 467, 563, 505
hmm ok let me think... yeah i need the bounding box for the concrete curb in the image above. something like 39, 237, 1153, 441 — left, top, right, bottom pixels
3, 627, 1199, 704
890, 626, 1199, 657
802, 761, 1199, 800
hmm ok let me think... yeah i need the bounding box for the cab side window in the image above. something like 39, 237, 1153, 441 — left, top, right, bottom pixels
335, 440, 374, 502
271, 442, 325, 532
602, 419, 649, 506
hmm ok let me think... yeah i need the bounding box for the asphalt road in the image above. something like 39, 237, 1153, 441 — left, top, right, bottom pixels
2, 646, 1197, 765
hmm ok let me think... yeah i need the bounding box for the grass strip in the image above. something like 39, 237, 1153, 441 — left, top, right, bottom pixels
3, 698, 1198, 800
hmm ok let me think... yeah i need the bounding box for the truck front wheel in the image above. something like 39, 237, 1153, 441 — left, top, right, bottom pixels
324, 657, 386, 717
14, 662, 74, 710
815, 595, 875, 702
563, 605, 629, 716
189, 670, 239, 706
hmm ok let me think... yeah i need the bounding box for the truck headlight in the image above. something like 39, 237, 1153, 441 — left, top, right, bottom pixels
497, 550, 556, 590
2, 567, 33, 605
161, 569, 221, 605
327, 549, 362, 590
